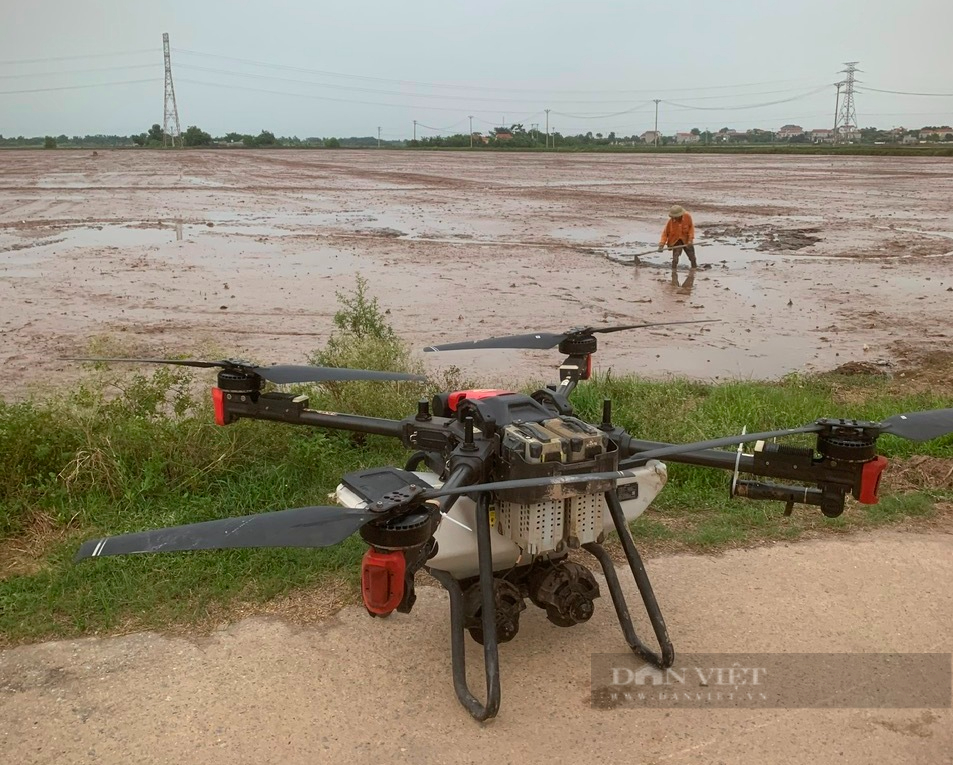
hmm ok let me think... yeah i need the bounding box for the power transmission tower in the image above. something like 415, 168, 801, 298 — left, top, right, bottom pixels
835, 62, 860, 143
545, 108, 550, 149
161, 33, 181, 147
469, 115, 473, 148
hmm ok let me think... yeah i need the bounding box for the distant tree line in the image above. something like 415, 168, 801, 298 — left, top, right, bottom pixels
4, 121, 950, 151
129, 124, 400, 149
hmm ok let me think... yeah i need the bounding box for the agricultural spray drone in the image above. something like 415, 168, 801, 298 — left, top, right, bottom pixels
69, 322, 953, 721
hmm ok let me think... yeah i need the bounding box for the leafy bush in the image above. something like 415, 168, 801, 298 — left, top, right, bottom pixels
307, 275, 428, 418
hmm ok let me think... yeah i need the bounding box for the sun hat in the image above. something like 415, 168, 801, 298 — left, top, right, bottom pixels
669, 205, 685, 218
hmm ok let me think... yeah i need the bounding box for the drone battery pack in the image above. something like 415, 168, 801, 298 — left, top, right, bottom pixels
502, 422, 566, 464
541, 417, 607, 463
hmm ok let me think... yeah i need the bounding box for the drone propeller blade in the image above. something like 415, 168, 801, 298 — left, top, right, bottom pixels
62, 357, 426, 384
74, 505, 375, 561
590, 319, 719, 335
424, 332, 566, 352
423, 320, 717, 352
878, 408, 953, 442
254, 364, 426, 384
62, 357, 228, 369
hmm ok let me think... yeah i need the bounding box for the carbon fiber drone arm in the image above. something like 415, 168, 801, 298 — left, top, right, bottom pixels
614, 429, 876, 518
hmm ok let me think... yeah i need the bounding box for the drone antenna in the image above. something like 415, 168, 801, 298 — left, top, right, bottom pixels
440, 513, 473, 532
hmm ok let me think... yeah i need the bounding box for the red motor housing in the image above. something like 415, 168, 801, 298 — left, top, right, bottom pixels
361, 549, 406, 616
858, 455, 889, 504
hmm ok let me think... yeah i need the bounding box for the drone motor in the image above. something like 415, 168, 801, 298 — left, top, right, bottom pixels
527, 561, 601, 627
463, 578, 526, 645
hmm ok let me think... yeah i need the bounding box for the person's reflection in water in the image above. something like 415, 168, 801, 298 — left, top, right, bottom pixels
670, 266, 696, 294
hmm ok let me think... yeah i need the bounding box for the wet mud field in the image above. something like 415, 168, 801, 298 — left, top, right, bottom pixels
1, 149, 951, 391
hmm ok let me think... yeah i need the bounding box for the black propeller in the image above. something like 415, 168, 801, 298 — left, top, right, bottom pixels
877, 409, 953, 442
62, 357, 427, 384
75, 505, 379, 561
423, 320, 718, 352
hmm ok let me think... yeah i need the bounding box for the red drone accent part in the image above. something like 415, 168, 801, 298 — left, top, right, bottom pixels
211, 387, 227, 426
361, 549, 406, 616
858, 455, 889, 505
585, 354, 593, 380
447, 389, 512, 412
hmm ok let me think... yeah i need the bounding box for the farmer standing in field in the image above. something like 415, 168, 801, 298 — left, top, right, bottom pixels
658, 204, 697, 268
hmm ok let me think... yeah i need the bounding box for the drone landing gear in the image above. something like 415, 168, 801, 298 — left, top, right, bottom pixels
582, 490, 675, 670
427, 492, 501, 722
428, 489, 674, 722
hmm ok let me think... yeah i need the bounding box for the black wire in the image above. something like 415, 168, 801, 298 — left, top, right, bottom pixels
175, 63, 661, 106
177, 77, 536, 114
860, 86, 953, 97
0, 49, 156, 66
663, 85, 831, 112
172, 47, 826, 97
0, 78, 161, 95
0, 64, 157, 80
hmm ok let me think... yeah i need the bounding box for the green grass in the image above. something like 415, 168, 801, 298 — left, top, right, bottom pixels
1, 282, 951, 646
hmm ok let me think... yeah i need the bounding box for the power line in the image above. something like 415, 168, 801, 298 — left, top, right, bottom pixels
663, 85, 830, 112
859, 86, 953, 97
0, 78, 160, 95
551, 101, 655, 120
177, 77, 549, 116
416, 119, 469, 132
175, 63, 665, 106
0, 49, 156, 66
171, 47, 826, 97
0, 63, 157, 80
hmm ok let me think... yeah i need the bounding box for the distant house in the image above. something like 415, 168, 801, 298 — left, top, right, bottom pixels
675, 132, 700, 144
494, 130, 513, 141
715, 130, 746, 143
810, 129, 836, 144
919, 126, 953, 140
641, 130, 661, 144
776, 124, 804, 139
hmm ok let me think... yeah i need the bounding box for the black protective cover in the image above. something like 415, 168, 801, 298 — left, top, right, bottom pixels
341, 467, 433, 503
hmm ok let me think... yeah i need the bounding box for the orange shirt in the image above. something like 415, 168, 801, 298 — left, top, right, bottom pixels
659, 213, 694, 246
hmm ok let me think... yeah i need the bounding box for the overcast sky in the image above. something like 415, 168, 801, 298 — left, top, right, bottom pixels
2, 0, 952, 139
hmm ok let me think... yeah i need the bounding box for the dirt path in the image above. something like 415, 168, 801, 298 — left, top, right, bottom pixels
1, 149, 952, 393
2, 528, 950, 765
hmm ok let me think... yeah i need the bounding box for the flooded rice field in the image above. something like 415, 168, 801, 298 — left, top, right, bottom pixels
1, 149, 951, 392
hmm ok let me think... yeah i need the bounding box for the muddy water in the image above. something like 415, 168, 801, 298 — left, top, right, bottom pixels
1, 150, 951, 392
